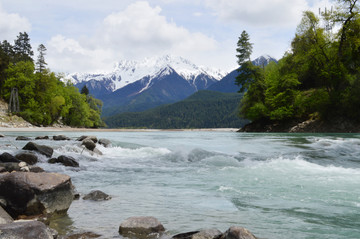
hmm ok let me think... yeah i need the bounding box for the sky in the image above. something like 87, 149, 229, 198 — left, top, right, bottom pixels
0, 0, 332, 73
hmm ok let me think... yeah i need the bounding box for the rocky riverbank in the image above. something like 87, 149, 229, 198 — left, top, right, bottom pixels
239, 117, 360, 133
0, 133, 259, 239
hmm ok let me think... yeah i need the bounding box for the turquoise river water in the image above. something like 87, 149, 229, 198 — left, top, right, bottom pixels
0, 131, 359, 238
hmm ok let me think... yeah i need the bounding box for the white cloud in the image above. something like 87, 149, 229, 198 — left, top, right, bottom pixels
0, 4, 31, 42
46, 1, 218, 73
205, 0, 309, 28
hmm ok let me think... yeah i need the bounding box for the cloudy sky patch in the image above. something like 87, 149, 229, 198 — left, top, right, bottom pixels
1, 0, 333, 73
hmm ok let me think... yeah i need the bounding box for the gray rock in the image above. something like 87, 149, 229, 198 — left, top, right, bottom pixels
220, 226, 257, 239
35, 136, 50, 140
77, 135, 97, 143
16, 136, 31, 141
83, 190, 111, 201
119, 216, 165, 239
53, 135, 70, 141
0, 166, 6, 173
29, 166, 45, 173
193, 229, 223, 239
0, 172, 73, 218
0, 152, 20, 163
48, 155, 79, 167
173, 229, 222, 239
76, 135, 88, 141
64, 231, 101, 238
0, 162, 21, 172
23, 142, 53, 158
86, 136, 98, 143
98, 138, 111, 147
173, 231, 200, 239
0, 205, 13, 224
15, 152, 38, 165
82, 139, 96, 151
0, 220, 54, 239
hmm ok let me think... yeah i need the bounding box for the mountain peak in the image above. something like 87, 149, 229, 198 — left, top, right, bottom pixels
67, 55, 227, 92
252, 55, 277, 67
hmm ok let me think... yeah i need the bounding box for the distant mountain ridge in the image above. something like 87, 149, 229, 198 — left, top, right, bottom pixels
66, 55, 277, 117
67, 55, 226, 97
104, 90, 249, 129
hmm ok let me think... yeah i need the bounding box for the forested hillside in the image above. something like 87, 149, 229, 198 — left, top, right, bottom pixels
0, 32, 104, 127
104, 90, 248, 129
236, 0, 360, 130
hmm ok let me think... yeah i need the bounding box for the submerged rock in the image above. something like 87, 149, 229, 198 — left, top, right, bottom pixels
0, 152, 20, 163
173, 229, 223, 239
15, 152, 38, 165
16, 136, 31, 141
0, 172, 73, 218
65, 231, 101, 239
0, 220, 54, 239
119, 216, 165, 239
48, 155, 79, 167
23, 142, 53, 158
35, 136, 50, 140
98, 138, 111, 148
220, 226, 257, 239
83, 190, 111, 201
53, 135, 70, 141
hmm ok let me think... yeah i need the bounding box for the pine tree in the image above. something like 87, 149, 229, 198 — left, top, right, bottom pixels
236, 30, 253, 65
36, 44, 47, 73
81, 85, 89, 95
13, 32, 33, 63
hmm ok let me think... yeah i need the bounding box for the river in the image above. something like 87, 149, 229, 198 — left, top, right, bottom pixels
1, 131, 359, 238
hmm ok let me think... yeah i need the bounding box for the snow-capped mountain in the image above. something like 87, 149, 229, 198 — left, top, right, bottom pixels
67, 55, 226, 95
252, 55, 278, 67
208, 55, 278, 93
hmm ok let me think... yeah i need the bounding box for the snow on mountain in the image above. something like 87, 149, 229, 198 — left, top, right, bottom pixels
252, 55, 277, 67
66, 55, 227, 93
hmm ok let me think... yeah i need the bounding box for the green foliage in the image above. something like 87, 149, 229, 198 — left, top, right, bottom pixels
81, 85, 89, 95
236, 30, 253, 65
36, 44, 47, 73
104, 91, 248, 129
237, 0, 360, 123
0, 32, 104, 128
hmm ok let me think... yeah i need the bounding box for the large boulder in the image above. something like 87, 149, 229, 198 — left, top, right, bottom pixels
0, 220, 54, 239
16, 136, 31, 141
82, 139, 96, 151
119, 216, 165, 239
15, 152, 38, 165
0, 206, 13, 224
53, 135, 70, 141
83, 190, 111, 201
48, 155, 79, 167
220, 227, 257, 239
23, 142, 53, 158
98, 138, 112, 148
0, 152, 20, 163
0, 172, 74, 218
